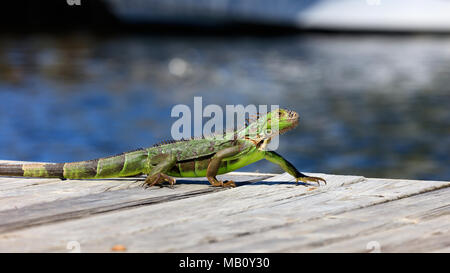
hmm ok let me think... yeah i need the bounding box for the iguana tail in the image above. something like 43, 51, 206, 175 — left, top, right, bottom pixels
0, 149, 149, 179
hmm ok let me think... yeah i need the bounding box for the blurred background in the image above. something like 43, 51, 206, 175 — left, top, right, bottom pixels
0, 0, 449, 180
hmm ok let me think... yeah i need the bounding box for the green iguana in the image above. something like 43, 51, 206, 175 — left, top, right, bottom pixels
0, 109, 325, 187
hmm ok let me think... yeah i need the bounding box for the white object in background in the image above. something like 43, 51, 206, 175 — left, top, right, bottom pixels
297, 0, 450, 32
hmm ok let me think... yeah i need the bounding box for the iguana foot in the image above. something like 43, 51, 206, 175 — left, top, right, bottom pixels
143, 173, 176, 188
296, 176, 326, 186
223, 180, 236, 187
207, 177, 236, 188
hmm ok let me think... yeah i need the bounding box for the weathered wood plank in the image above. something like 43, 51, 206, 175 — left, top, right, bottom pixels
0, 174, 273, 233
183, 187, 450, 252
0, 171, 447, 252
0, 172, 360, 251
0, 161, 274, 211
0, 177, 141, 210
0, 177, 60, 191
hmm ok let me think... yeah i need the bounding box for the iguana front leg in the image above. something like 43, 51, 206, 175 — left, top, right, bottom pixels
143, 154, 177, 188
264, 151, 326, 186
206, 146, 241, 187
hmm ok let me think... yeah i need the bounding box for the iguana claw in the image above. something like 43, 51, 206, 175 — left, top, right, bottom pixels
207, 176, 236, 187
296, 176, 327, 186
223, 180, 236, 187
143, 173, 176, 188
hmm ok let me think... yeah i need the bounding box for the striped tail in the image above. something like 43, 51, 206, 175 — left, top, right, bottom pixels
0, 162, 66, 178
0, 149, 149, 179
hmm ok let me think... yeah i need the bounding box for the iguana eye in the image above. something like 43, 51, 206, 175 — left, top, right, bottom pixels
266, 129, 272, 134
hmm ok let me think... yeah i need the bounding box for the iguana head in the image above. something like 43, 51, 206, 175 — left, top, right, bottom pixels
241, 108, 299, 147
267, 108, 299, 135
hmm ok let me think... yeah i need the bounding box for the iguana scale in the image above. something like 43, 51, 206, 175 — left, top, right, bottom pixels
0, 109, 325, 187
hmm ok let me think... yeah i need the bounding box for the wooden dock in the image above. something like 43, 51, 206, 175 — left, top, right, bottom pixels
0, 160, 449, 252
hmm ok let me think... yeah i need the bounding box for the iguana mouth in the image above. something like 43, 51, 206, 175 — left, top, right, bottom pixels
278, 120, 298, 135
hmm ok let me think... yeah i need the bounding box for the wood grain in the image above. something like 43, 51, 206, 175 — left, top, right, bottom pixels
0, 160, 448, 252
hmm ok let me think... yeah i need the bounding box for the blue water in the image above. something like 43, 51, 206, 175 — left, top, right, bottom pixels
0, 34, 449, 180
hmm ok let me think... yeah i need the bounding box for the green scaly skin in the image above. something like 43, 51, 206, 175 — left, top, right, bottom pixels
0, 109, 326, 187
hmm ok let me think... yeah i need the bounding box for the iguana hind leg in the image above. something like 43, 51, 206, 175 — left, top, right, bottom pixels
206, 146, 241, 188
143, 153, 177, 188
